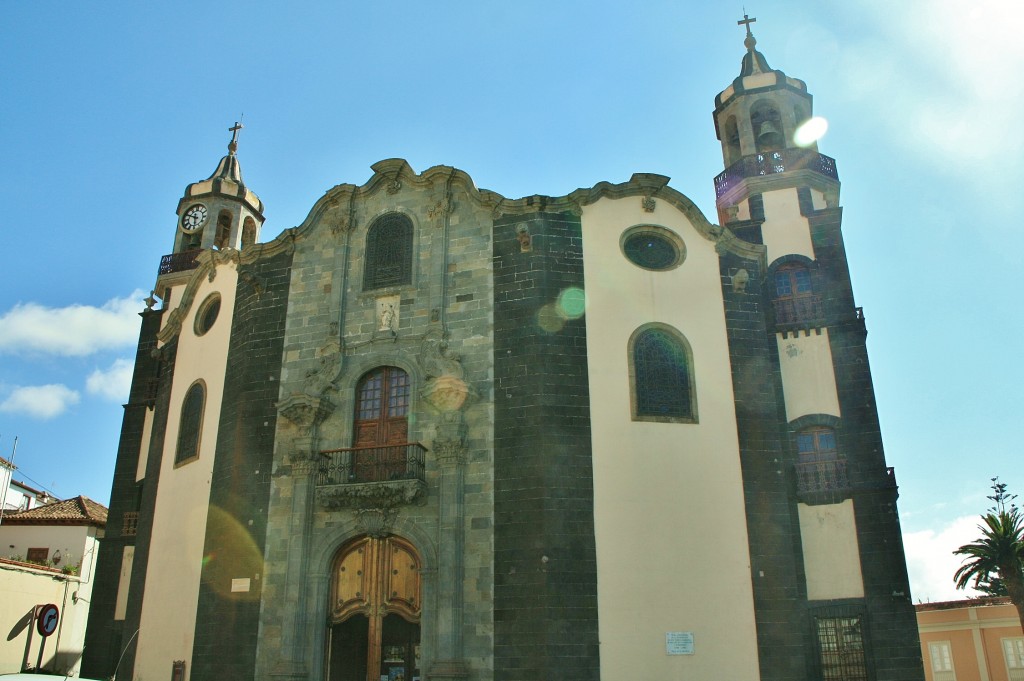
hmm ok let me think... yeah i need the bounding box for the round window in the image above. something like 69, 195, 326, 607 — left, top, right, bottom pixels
194, 293, 221, 336
621, 227, 685, 271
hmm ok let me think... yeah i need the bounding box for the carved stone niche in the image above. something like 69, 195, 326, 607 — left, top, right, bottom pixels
316, 479, 427, 510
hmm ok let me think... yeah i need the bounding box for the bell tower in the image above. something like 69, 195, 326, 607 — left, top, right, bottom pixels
711, 14, 839, 239
171, 122, 265, 255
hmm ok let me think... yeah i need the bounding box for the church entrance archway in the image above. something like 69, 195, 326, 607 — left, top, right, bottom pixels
327, 535, 421, 681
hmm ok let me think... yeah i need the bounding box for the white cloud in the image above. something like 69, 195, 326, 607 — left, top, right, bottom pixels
0, 290, 147, 357
904, 514, 987, 603
839, 1, 1024, 167
86, 358, 134, 402
0, 384, 81, 420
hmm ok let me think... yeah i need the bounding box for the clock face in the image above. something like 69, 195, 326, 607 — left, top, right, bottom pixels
181, 204, 208, 232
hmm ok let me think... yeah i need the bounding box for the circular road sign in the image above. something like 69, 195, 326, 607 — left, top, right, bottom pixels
36, 604, 59, 637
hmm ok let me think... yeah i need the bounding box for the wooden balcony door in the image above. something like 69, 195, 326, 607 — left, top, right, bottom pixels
327, 535, 422, 681
353, 367, 410, 481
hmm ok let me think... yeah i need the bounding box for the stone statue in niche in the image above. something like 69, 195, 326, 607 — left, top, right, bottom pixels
376, 295, 400, 335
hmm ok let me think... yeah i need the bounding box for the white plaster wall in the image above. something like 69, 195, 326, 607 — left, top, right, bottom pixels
114, 545, 134, 620
798, 500, 865, 600
136, 407, 153, 481
0, 524, 100, 577
136, 264, 237, 681
761, 188, 815, 265
776, 330, 841, 421
0, 563, 93, 675
582, 197, 760, 680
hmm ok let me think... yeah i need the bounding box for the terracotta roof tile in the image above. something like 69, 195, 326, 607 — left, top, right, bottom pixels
3, 495, 107, 527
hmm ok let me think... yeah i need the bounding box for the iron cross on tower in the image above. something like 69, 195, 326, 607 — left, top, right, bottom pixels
228, 121, 243, 153
737, 11, 756, 36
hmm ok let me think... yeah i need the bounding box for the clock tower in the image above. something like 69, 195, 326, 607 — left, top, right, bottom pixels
171, 122, 265, 255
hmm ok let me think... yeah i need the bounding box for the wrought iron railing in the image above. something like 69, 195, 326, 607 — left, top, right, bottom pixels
795, 459, 850, 495
714, 149, 838, 199
122, 511, 139, 537
318, 443, 427, 486
773, 295, 825, 328
158, 249, 202, 275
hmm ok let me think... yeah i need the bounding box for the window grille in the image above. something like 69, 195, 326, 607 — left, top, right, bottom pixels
815, 615, 869, 681
633, 328, 693, 420
363, 213, 413, 290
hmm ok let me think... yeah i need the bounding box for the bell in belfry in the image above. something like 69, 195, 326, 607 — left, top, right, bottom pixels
757, 120, 784, 149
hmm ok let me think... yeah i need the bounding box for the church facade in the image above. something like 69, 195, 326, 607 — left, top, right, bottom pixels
83, 24, 924, 681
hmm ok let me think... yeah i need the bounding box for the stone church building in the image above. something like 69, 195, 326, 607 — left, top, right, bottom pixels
83, 21, 924, 681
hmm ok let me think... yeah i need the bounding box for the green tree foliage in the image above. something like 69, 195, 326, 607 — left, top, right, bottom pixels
954, 478, 1024, 630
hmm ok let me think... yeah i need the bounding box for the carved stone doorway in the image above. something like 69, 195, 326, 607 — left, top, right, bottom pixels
327, 535, 422, 681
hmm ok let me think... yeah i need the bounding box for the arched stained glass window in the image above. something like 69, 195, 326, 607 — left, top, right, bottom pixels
175, 382, 205, 465
363, 213, 413, 291
629, 326, 696, 422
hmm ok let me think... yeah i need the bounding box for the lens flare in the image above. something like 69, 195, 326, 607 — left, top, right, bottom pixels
794, 116, 828, 147
200, 504, 265, 601
537, 303, 566, 333
557, 287, 586, 320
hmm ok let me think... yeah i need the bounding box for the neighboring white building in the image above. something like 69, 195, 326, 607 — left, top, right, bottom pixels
0, 496, 107, 675
0, 457, 55, 514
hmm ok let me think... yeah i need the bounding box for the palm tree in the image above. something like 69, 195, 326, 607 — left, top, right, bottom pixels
954, 480, 1024, 631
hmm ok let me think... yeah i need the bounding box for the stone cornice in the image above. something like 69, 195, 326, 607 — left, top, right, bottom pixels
241, 159, 766, 271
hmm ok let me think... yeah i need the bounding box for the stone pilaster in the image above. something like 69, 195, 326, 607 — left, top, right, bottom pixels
272, 395, 334, 681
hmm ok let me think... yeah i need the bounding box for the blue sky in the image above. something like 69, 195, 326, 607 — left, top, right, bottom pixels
1, 1, 1020, 602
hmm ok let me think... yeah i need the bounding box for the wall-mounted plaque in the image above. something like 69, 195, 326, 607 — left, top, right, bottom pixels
666, 631, 694, 655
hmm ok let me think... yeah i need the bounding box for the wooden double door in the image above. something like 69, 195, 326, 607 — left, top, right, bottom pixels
328, 535, 422, 681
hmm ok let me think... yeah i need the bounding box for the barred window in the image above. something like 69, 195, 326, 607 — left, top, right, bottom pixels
363, 213, 413, 291
629, 326, 696, 423
815, 615, 869, 681
175, 382, 205, 465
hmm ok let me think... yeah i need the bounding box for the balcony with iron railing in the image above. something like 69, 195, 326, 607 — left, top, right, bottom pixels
796, 460, 898, 504
316, 443, 427, 509
158, 249, 202, 276
773, 294, 825, 332
796, 459, 850, 496
714, 149, 838, 200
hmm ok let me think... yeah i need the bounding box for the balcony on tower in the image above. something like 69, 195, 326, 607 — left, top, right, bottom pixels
714, 148, 838, 201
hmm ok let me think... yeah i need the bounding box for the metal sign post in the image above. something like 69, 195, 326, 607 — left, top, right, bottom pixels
35, 603, 59, 671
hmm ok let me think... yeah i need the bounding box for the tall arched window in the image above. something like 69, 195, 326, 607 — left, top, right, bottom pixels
352, 367, 411, 481
363, 213, 413, 291
773, 262, 822, 327
795, 426, 848, 494
797, 426, 837, 462
629, 325, 697, 423
175, 382, 205, 465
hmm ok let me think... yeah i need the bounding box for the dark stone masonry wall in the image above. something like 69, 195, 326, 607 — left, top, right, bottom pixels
492, 211, 600, 681
82, 308, 165, 679
720, 248, 813, 681
808, 206, 924, 681
191, 249, 294, 681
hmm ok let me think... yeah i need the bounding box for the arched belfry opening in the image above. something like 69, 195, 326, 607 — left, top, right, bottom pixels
751, 99, 784, 152
327, 535, 422, 681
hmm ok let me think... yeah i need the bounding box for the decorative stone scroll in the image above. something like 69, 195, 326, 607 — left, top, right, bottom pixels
315, 479, 427, 509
